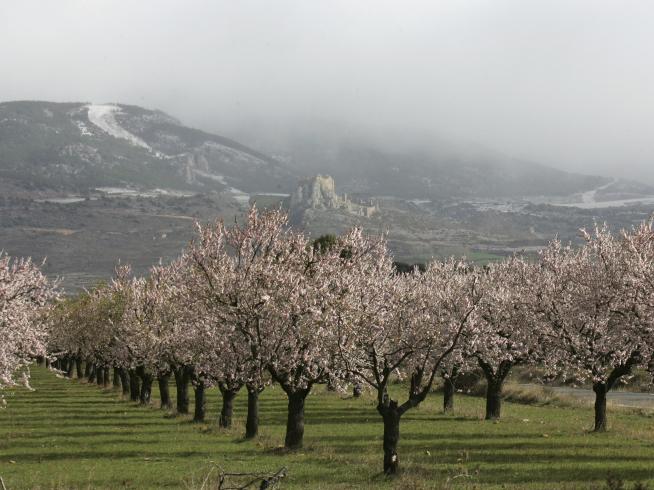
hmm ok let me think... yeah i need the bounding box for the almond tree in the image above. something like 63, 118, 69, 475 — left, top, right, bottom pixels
162, 258, 218, 422
109, 256, 212, 417
47, 297, 80, 378
185, 206, 283, 435
111, 265, 181, 407
48, 289, 92, 380
257, 222, 343, 449
0, 253, 57, 400
47, 292, 101, 381
439, 346, 477, 413
188, 228, 244, 430
88, 270, 134, 392
335, 239, 481, 475
469, 257, 540, 420
150, 256, 200, 416
537, 225, 651, 431
623, 219, 654, 365
191, 207, 350, 449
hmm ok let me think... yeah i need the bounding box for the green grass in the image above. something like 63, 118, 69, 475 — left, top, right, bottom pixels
1, 368, 654, 489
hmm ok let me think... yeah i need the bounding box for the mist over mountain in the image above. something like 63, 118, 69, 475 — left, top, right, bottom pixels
5, 2, 654, 186
230, 120, 609, 199
0, 100, 617, 202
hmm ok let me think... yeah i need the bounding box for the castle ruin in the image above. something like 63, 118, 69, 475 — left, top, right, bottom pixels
290, 175, 378, 218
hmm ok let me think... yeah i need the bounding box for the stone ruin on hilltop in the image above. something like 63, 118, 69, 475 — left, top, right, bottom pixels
290, 175, 378, 218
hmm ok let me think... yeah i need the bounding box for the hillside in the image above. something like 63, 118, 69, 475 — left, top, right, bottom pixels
3, 100, 654, 291
0, 101, 295, 198
0, 101, 623, 202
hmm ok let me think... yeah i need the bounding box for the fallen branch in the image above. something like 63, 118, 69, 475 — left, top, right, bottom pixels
217, 467, 287, 490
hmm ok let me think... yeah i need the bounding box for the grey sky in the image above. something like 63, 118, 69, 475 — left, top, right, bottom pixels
1, 1, 653, 181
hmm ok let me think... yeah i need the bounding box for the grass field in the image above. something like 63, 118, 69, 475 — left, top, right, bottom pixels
1, 368, 654, 489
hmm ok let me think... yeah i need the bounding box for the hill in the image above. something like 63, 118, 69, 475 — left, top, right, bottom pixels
0, 101, 294, 198
0, 101, 622, 201
3, 101, 654, 290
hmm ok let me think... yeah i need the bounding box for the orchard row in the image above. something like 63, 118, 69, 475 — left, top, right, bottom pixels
3, 206, 654, 475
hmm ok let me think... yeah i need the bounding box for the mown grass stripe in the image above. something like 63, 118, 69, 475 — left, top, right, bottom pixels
0, 367, 653, 489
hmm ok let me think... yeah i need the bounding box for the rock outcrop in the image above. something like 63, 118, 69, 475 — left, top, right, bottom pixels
290, 175, 339, 209
290, 174, 378, 217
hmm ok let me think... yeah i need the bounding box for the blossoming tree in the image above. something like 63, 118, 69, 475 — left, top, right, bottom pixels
0, 253, 57, 400
468, 257, 541, 420
537, 225, 651, 431
335, 235, 482, 475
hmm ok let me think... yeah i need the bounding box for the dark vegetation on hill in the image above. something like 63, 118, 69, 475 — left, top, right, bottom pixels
0, 100, 294, 196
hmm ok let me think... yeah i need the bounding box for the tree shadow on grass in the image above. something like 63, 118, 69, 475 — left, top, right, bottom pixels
472, 465, 654, 486
4, 447, 259, 463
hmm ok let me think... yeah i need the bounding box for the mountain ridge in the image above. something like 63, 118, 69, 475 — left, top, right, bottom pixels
2, 101, 654, 291
0, 100, 643, 203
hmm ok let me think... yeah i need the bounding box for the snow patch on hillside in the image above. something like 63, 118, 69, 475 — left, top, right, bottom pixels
580, 181, 615, 205
202, 141, 267, 167
74, 120, 93, 136
86, 104, 152, 150
193, 169, 228, 184
193, 170, 251, 204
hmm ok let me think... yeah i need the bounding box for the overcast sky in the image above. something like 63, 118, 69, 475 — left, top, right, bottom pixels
1, 1, 653, 181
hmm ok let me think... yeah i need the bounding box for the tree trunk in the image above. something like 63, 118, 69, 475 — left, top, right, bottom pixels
485, 377, 503, 420
443, 376, 456, 413
138, 367, 153, 405
119, 368, 130, 396
379, 403, 401, 475
479, 360, 512, 421
174, 366, 191, 414
66, 356, 75, 378
113, 367, 121, 388
245, 386, 260, 439
219, 387, 239, 428
84, 361, 91, 379
96, 366, 104, 386
140, 377, 153, 404
36, 356, 44, 367
589, 356, 640, 433
87, 364, 96, 383
593, 382, 608, 432
284, 391, 308, 449
158, 373, 172, 410
103, 367, 111, 387
129, 369, 141, 402
75, 357, 83, 379
193, 381, 206, 422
